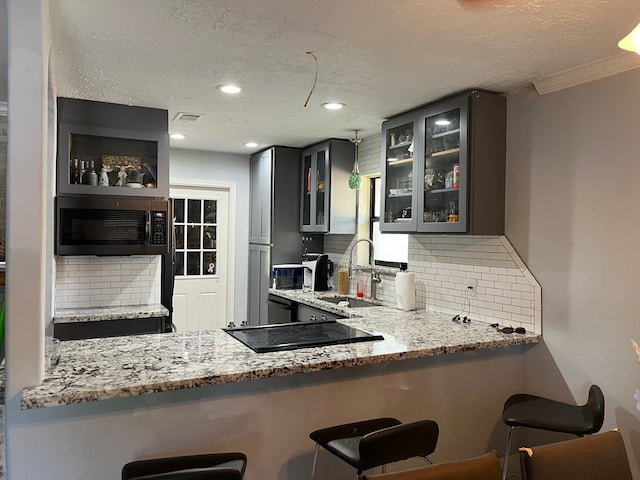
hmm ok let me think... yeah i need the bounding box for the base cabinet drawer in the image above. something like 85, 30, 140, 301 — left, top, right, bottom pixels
296, 303, 344, 322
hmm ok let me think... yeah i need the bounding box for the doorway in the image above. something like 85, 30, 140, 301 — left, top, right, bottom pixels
171, 184, 231, 332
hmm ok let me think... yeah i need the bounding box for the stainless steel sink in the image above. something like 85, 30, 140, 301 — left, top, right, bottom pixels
317, 295, 382, 308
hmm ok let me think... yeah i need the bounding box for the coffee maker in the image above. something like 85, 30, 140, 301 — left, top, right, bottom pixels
302, 253, 330, 291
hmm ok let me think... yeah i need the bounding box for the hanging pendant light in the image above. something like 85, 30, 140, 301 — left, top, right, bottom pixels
348, 130, 362, 190
619, 22, 640, 54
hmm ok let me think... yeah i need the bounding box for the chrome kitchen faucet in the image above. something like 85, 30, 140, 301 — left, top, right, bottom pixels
348, 239, 382, 300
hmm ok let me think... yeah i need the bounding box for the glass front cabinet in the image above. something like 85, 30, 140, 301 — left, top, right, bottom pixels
57, 123, 169, 198
381, 90, 506, 235
301, 143, 329, 232
380, 113, 420, 232
300, 139, 356, 234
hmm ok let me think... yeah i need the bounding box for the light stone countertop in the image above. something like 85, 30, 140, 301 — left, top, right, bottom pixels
54, 304, 169, 323
22, 291, 540, 410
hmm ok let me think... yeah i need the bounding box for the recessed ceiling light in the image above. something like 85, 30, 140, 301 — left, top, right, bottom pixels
217, 84, 241, 94
170, 133, 186, 139
435, 119, 451, 126
244, 142, 258, 148
321, 102, 346, 110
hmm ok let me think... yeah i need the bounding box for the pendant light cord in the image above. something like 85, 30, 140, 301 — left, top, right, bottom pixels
304, 51, 318, 108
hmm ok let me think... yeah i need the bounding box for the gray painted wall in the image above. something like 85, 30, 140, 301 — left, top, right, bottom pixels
506, 72, 640, 476
0, 0, 7, 102
170, 147, 251, 322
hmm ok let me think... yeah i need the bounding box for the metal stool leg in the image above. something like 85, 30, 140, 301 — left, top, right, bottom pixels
502, 426, 515, 480
311, 444, 320, 480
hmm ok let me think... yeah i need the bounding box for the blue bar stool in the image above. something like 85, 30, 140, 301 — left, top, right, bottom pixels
122, 452, 247, 480
501, 384, 604, 480
309, 417, 439, 479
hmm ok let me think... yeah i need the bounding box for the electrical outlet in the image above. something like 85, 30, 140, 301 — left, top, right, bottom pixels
466, 279, 477, 296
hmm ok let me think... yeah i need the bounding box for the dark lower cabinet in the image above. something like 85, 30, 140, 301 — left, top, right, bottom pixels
54, 316, 167, 340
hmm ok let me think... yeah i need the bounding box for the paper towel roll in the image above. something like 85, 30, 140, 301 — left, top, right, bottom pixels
395, 271, 416, 311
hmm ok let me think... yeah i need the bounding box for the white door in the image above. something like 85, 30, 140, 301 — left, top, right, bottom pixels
171, 186, 230, 332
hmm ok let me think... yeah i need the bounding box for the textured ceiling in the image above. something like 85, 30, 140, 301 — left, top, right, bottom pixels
49, 0, 640, 154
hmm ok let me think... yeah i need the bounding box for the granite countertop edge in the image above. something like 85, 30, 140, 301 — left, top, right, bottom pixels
23, 291, 541, 410
54, 304, 169, 323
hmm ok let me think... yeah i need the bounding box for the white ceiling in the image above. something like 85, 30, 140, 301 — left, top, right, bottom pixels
48, 0, 640, 154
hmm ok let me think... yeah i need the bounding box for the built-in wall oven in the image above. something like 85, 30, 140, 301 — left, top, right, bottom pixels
55, 195, 170, 256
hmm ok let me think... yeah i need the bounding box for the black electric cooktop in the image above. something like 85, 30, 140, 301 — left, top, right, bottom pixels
224, 320, 384, 353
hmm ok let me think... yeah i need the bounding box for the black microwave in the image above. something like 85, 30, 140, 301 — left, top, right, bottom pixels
55, 195, 170, 256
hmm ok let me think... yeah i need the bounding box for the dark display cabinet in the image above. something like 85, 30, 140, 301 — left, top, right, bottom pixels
56, 97, 169, 198
381, 90, 506, 234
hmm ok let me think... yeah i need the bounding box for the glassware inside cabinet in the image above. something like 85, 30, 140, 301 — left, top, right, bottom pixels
315, 149, 327, 226
384, 121, 414, 224
302, 153, 312, 227
67, 132, 159, 190
423, 108, 461, 224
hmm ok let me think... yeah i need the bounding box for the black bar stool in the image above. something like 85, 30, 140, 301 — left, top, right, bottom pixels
501, 384, 604, 480
309, 417, 439, 479
122, 452, 247, 480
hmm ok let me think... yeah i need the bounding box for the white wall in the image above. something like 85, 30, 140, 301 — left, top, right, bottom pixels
506, 72, 640, 476
5, 0, 50, 393
169, 147, 250, 322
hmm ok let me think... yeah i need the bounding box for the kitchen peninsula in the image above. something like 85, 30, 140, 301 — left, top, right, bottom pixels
22, 292, 540, 409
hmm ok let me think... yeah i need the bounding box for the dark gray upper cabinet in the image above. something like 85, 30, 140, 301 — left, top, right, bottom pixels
300, 139, 356, 234
381, 90, 506, 234
56, 97, 169, 198
249, 146, 301, 251
249, 149, 273, 245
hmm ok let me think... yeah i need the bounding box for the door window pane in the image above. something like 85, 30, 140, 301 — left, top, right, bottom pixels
187, 225, 201, 249
175, 225, 185, 249
175, 252, 184, 275
204, 200, 217, 224
203, 252, 217, 275
173, 197, 220, 278
203, 226, 216, 249
187, 199, 201, 223
174, 199, 185, 223
186, 252, 201, 275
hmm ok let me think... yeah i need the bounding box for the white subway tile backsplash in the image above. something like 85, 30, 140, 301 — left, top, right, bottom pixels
55, 255, 162, 309
324, 233, 541, 333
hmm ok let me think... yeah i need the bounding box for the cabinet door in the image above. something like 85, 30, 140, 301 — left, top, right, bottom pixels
248, 244, 271, 326
300, 144, 329, 233
380, 113, 420, 232
418, 96, 468, 233
57, 123, 169, 197
249, 149, 272, 244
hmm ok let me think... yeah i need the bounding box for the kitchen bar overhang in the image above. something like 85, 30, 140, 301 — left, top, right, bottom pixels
21, 293, 540, 409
